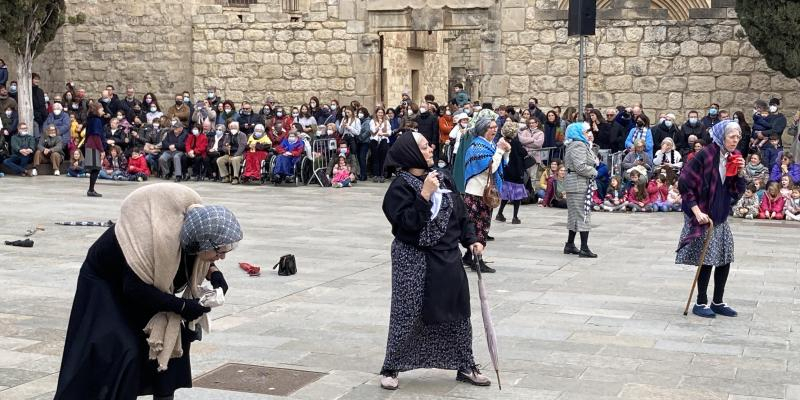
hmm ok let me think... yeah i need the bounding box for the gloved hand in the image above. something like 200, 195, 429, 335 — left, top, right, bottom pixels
180, 299, 211, 321
209, 270, 228, 295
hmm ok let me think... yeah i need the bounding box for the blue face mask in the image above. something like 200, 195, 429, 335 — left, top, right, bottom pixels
709, 108, 718, 116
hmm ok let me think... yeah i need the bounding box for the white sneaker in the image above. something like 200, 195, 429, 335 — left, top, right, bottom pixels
380, 374, 398, 390
745, 214, 753, 220
54, 170, 60, 176
31, 168, 38, 176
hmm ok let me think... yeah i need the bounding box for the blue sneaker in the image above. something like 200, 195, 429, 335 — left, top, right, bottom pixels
692, 304, 716, 318
710, 302, 738, 317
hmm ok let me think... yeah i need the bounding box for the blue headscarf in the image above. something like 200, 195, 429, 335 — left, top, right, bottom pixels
710, 120, 738, 149
565, 122, 590, 144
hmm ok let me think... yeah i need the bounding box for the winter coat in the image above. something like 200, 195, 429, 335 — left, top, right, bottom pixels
185, 133, 209, 157
564, 140, 598, 194
518, 128, 544, 161
651, 122, 679, 149
760, 194, 785, 214
503, 136, 527, 184
45, 112, 72, 144
37, 134, 64, 156
127, 155, 150, 176
647, 180, 669, 203
166, 104, 190, 126
625, 127, 654, 157
1, 111, 18, 136
32, 85, 47, 125
11, 134, 36, 154
678, 121, 706, 154
415, 112, 439, 150
770, 162, 800, 184
160, 131, 187, 153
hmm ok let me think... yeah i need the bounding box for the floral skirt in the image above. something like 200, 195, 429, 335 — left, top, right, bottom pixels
464, 194, 492, 245
675, 218, 734, 267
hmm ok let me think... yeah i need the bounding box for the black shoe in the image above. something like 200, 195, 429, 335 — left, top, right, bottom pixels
579, 248, 598, 258
174, 175, 182, 182
495, 214, 506, 222
478, 259, 496, 273
486, 235, 495, 241
564, 243, 580, 255
511, 217, 521, 224
462, 253, 475, 268
87, 191, 103, 197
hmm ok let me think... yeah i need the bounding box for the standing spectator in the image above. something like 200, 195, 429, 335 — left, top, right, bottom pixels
296, 103, 318, 138
122, 86, 140, 123
527, 97, 546, 126
159, 121, 187, 182
32, 125, 64, 176
438, 105, 454, 161
3, 123, 36, 176
369, 108, 392, 182
216, 121, 247, 184
0, 59, 7, 87
701, 102, 721, 132
217, 100, 239, 127
652, 113, 679, 147
206, 86, 221, 109
2, 104, 18, 136
518, 116, 545, 186
733, 111, 752, 155
44, 103, 72, 148
679, 110, 704, 155
0, 85, 17, 114
31, 73, 47, 135
355, 107, 371, 182
766, 98, 788, 145
166, 93, 190, 128
597, 108, 624, 152
543, 110, 561, 149
415, 101, 439, 164
625, 114, 654, 157
451, 83, 470, 107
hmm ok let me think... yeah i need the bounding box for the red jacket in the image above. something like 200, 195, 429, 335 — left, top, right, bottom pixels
127, 155, 150, 176
626, 186, 650, 205
185, 133, 208, 157
646, 180, 669, 203
760, 194, 785, 214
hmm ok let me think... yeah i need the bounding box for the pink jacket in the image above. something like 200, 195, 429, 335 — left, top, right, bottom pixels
760, 194, 785, 214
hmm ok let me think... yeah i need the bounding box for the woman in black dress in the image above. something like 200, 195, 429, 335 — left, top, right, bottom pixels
55, 183, 243, 400
378, 131, 490, 390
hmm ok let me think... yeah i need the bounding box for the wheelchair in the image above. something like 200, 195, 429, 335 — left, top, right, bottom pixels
268, 138, 313, 186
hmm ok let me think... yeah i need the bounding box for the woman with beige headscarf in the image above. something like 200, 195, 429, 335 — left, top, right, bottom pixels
55, 183, 243, 400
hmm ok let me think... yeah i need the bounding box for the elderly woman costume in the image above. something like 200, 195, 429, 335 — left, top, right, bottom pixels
563, 122, 599, 258
378, 132, 490, 391
677, 120, 746, 318
55, 183, 243, 400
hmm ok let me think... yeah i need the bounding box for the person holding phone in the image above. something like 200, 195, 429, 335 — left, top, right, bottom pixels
378, 131, 491, 391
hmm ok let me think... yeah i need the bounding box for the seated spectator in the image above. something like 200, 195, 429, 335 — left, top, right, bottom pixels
99, 145, 128, 181
268, 119, 289, 145
743, 153, 769, 185
206, 123, 226, 181
653, 137, 682, 172
45, 102, 71, 146
626, 173, 650, 212
602, 175, 628, 212
216, 121, 247, 184
779, 175, 794, 200
622, 139, 653, 176
3, 122, 35, 176
759, 182, 785, 220
241, 140, 269, 183
238, 101, 260, 136
145, 99, 163, 123
1, 105, 18, 136
761, 134, 781, 171
158, 121, 187, 182
271, 130, 304, 185
685, 139, 705, 163
733, 183, 760, 219
543, 165, 567, 208
667, 181, 681, 211
105, 117, 129, 154
185, 125, 209, 181
326, 142, 359, 181
770, 153, 800, 184
536, 159, 560, 203
66, 149, 85, 177
753, 176, 766, 202
785, 188, 800, 221
331, 155, 356, 188
142, 117, 166, 173
217, 100, 239, 126
32, 124, 65, 176
166, 93, 190, 127
126, 147, 149, 181
247, 123, 272, 151
646, 173, 670, 212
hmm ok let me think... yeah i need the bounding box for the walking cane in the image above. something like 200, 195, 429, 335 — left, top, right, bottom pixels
683, 220, 715, 316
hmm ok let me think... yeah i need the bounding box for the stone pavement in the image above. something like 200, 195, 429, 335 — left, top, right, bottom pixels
0, 176, 798, 400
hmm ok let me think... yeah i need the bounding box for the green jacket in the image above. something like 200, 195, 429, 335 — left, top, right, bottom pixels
11, 134, 36, 155
38, 134, 64, 156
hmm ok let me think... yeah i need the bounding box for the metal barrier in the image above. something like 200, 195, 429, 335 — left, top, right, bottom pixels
609, 150, 625, 177
307, 138, 338, 186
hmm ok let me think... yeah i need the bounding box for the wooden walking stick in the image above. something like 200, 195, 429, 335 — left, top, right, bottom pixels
683, 220, 715, 316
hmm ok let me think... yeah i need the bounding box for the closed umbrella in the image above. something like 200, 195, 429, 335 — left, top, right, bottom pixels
475, 254, 502, 390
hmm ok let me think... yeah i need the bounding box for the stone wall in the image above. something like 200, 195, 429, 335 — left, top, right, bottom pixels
491, 0, 800, 118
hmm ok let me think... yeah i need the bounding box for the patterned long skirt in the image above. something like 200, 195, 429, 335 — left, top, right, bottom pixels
380, 240, 475, 375
464, 194, 492, 245
675, 218, 734, 267
566, 190, 591, 232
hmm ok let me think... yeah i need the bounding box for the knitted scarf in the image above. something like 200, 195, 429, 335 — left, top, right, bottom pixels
465, 136, 503, 193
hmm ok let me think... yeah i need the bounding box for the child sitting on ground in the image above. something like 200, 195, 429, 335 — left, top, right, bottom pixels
759, 181, 785, 220
779, 175, 794, 200
646, 173, 670, 212
753, 177, 766, 202
126, 147, 150, 181
100, 145, 128, 180
667, 182, 682, 212
784, 188, 800, 222
626, 175, 650, 212
331, 156, 355, 188
66, 149, 85, 177
603, 175, 628, 212
733, 184, 759, 219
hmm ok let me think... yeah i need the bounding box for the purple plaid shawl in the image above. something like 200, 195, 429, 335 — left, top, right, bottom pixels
677, 142, 745, 250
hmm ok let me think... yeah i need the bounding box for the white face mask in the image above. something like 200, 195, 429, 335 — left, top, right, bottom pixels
292, 113, 299, 118
330, 104, 337, 110
327, 129, 333, 135
769, 105, 778, 113
664, 120, 673, 128
54, 109, 62, 116
460, 122, 469, 128
192, 129, 199, 135
224, 108, 231, 113
255, 131, 264, 138
230, 129, 238, 134
44, 96, 49, 102
19, 130, 29, 135
216, 129, 224, 135
357, 113, 364, 119
688, 117, 698, 125
150, 107, 157, 112
419, 107, 427, 114
445, 110, 451, 116
288, 137, 297, 144
276, 111, 283, 117
153, 124, 160, 129
4, 110, 11, 117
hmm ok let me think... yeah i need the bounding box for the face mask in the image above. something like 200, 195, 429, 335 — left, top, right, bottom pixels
636, 120, 645, 128
255, 131, 264, 138
420, 107, 429, 114
733, 118, 739, 123
102, 98, 110, 103
445, 110, 451, 116
145, 98, 152, 104
407, 111, 414, 117
241, 110, 251, 116
330, 104, 337, 110
357, 113, 364, 119
460, 122, 469, 128
276, 111, 283, 117
688, 117, 698, 125
769, 105, 778, 113
150, 106, 157, 112
230, 129, 238, 134
191, 129, 199, 135
207, 92, 214, 99
224, 108, 231, 113
183, 96, 190, 103
216, 129, 224, 135
288, 137, 297, 144
171, 120, 178, 126
709, 108, 718, 116
475, 106, 482, 111
327, 129, 334, 135
153, 124, 160, 129
65, 95, 72, 101
175, 100, 183, 106
292, 113, 299, 118
4, 111, 11, 117
664, 120, 673, 128
44, 96, 50, 102
339, 148, 348, 156
10, 85, 16, 92
19, 130, 29, 136
54, 109, 62, 116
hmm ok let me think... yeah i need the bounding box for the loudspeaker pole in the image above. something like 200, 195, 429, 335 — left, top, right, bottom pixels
577, 35, 586, 122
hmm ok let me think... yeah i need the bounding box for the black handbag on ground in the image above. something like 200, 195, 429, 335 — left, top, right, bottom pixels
273, 254, 297, 276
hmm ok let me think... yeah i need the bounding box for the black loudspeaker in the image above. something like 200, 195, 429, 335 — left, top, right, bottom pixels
568, 0, 597, 36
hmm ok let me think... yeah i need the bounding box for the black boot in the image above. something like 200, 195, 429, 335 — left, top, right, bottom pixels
579, 231, 597, 258
564, 230, 580, 254
462, 250, 475, 269
477, 257, 496, 273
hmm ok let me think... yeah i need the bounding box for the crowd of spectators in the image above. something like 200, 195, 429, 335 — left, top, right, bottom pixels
0, 74, 797, 220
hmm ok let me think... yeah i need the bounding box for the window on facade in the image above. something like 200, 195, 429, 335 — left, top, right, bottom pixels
218, 0, 257, 7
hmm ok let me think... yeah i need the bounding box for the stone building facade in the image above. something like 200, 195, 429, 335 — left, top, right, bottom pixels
2, 0, 798, 119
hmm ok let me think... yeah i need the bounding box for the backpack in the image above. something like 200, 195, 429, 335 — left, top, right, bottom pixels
273, 254, 297, 276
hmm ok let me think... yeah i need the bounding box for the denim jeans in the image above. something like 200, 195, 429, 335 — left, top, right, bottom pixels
3, 154, 32, 175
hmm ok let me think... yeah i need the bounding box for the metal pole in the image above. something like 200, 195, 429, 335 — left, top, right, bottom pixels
577, 35, 585, 122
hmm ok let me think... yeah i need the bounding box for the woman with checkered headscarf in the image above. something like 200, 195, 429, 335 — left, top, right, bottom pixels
56, 183, 243, 400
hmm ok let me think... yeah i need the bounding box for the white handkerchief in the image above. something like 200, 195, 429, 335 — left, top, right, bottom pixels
430, 188, 452, 220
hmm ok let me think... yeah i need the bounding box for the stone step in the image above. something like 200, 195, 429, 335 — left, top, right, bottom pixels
711, 0, 736, 8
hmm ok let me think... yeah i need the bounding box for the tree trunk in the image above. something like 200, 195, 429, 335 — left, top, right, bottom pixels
15, 51, 34, 136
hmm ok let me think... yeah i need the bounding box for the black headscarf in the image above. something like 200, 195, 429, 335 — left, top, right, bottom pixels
385, 131, 428, 170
